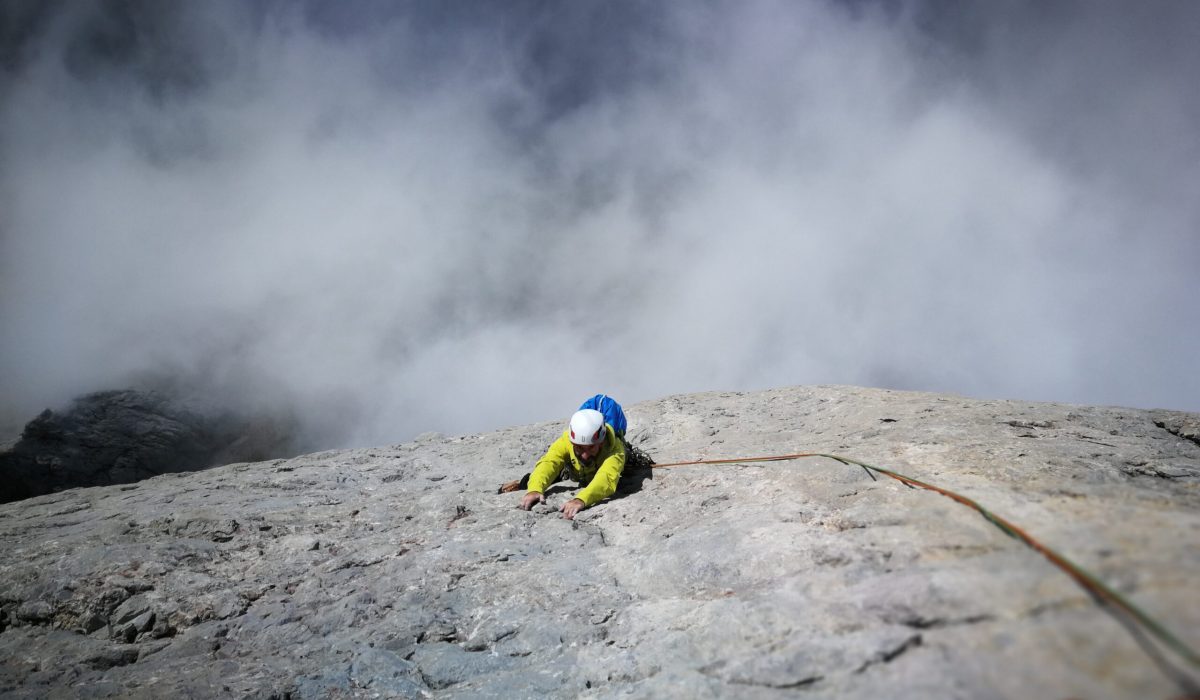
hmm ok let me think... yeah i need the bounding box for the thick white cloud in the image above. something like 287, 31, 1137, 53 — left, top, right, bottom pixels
2, 1, 1197, 447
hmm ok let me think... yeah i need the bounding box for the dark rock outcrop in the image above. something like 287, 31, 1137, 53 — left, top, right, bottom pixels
0, 390, 294, 503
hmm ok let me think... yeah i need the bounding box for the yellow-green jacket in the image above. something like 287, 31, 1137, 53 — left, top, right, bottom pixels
527, 424, 626, 507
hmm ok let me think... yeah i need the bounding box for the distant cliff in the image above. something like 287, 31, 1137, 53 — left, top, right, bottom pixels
0, 390, 298, 504
0, 385, 1197, 698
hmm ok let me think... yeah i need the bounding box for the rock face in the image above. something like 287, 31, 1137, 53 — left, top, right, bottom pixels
0, 390, 296, 504
0, 385, 1197, 698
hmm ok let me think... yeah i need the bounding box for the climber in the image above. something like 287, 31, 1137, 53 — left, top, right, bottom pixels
510, 403, 627, 520
498, 394, 626, 494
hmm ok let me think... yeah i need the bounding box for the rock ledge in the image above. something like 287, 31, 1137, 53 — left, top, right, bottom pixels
1, 385, 1197, 698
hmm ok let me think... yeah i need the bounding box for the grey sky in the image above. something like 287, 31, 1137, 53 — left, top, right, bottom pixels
2, 0, 1197, 447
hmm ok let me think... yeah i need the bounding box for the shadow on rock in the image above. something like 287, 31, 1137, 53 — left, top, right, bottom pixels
611, 437, 655, 498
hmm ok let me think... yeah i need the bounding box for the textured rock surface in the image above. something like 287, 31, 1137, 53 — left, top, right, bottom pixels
0, 385, 1197, 698
0, 390, 296, 504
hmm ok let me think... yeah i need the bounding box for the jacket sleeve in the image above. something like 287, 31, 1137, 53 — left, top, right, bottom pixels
527, 434, 571, 493
576, 443, 626, 506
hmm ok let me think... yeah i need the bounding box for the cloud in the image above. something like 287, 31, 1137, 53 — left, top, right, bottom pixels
2, 0, 1198, 447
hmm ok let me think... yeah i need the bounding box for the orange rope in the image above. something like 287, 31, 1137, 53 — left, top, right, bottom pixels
650, 451, 1200, 670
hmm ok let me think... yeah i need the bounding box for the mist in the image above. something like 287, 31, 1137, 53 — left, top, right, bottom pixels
2, 0, 1198, 449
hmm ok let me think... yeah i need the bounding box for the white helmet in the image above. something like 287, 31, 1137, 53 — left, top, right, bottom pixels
568, 409, 606, 446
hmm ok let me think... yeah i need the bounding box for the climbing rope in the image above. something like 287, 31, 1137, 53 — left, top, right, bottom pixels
650, 451, 1200, 670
